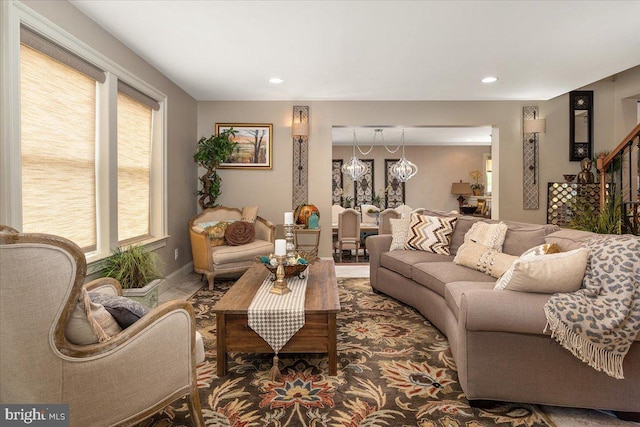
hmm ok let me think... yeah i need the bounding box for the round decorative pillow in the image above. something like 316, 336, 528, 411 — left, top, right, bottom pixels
224, 221, 255, 246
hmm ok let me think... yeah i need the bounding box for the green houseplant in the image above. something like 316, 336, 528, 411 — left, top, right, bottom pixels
569, 195, 623, 235
99, 245, 164, 307
194, 129, 237, 209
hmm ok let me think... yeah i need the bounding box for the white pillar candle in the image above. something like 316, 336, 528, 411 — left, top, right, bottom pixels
275, 239, 287, 256
284, 212, 294, 225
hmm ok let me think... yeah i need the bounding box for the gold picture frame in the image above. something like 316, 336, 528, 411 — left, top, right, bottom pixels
476, 198, 487, 216
216, 123, 273, 169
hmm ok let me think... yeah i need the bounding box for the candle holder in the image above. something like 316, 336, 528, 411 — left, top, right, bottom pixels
284, 224, 296, 258
270, 255, 291, 295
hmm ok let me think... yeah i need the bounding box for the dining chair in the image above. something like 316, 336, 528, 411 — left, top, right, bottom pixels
378, 208, 401, 234
395, 204, 413, 218
333, 208, 361, 262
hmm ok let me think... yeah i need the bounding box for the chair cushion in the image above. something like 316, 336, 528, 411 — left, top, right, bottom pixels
211, 239, 273, 266
89, 293, 149, 329
66, 297, 122, 345
241, 205, 259, 223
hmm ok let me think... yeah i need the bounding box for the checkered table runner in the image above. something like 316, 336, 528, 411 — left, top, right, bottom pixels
247, 275, 308, 354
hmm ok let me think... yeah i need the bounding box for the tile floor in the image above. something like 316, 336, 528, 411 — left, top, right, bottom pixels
159, 262, 638, 427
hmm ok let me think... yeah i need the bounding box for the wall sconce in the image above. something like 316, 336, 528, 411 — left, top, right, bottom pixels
291, 119, 309, 185
523, 112, 546, 184
450, 180, 472, 209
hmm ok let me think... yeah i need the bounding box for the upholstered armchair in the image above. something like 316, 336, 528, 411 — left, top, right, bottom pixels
188, 206, 275, 290
0, 228, 204, 427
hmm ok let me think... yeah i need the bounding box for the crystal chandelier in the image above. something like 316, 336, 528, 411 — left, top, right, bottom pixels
390, 129, 418, 182
342, 130, 367, 181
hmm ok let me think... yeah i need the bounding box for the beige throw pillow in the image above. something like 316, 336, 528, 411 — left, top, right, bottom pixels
495, 247, 589, 293
464, 221, 508, 252
389, 218, 411, 251
241, 205, 259, 223
453, 240, 518, 278
405, 214, 457, 255
66, 289, 122, 345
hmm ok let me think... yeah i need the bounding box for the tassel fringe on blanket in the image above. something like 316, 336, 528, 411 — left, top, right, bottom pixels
544, 307, 624, 380
269, 355, 281, 380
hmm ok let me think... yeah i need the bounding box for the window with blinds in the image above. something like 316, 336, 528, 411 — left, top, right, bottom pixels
15, 24, 166, 259
20, 44, 98, 250
117, 90, 152, 244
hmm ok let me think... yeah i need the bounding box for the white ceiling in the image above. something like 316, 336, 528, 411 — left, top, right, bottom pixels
69, 0, 640, 102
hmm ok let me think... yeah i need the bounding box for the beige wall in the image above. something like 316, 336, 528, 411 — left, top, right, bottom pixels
332, 145, 490, 212
23, 0, 199, 275
199, 82, 640, 257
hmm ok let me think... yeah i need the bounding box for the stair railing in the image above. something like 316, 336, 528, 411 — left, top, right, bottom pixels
596, 122, 640, 234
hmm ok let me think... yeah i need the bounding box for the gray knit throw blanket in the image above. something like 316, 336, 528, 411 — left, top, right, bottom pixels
544, 234, 640, 379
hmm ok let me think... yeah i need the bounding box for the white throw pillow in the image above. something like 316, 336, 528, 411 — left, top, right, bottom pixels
404, 214, 458, 255
494, 247, 589, 293
453, 241, 518, 278
389, 218, 411, 251
464, 221, 508, 252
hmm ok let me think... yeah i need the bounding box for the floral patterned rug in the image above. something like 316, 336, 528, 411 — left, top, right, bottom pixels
137, 278, 555, 427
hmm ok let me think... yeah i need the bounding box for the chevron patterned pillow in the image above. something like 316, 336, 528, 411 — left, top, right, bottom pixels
405, 213, 458, 255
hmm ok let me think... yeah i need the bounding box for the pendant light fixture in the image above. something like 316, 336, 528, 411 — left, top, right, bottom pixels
342, 129, 367, 181
391, 129, 418, 182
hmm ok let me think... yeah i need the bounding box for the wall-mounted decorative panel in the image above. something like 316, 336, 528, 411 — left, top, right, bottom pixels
523, 106, 539, 210
385, 159, 405, 208
354, 159, 374, 206
331, 159, 343, 205
292, 105, 309, 208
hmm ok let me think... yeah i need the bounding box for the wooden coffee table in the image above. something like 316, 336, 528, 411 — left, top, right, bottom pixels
212, 260, 340, 376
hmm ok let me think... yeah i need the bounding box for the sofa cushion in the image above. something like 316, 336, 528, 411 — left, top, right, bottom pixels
453, 241, 518, 278
211, 239, 273, 266
89, 293, 149, 329
545, 228, 597, 251
501, 221, 560, 256
405, 214, 457, 255
494, 247, 589, 293
412, 262, 496, 297
445, 281, 496, 319
463, 221, 508, 251
241, 205, 259, 223
389, 218, 411, 251
381, 250, 453, 279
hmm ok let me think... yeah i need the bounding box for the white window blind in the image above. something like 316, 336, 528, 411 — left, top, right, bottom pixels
20, 43, 97, 250
117, 89, 153, 244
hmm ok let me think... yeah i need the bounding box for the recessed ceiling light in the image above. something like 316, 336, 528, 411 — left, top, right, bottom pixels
269, 77, 284, 84
482, 76, 498, 83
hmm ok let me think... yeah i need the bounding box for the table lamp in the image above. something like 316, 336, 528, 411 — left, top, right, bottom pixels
451, 181, 472, 209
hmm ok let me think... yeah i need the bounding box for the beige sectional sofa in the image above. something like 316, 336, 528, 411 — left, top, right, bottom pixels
366, 211, 640, 416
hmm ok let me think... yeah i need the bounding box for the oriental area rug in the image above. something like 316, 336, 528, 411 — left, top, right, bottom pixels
137, 278, 554, 427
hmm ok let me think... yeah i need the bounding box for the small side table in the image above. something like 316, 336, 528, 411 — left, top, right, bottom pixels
294, 227, 321, 262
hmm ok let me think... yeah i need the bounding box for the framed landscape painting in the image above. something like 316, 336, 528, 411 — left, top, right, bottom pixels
216, 123, 273, 169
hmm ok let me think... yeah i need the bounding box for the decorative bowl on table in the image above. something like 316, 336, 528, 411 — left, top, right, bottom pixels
563, 174, 577, 182
258, 255, 309, 279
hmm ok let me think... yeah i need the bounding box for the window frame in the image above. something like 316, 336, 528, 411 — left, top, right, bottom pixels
1, 1, 168, 269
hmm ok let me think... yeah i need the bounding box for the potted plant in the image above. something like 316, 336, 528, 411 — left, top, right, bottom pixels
469, 170, 484, 196
193, 129, 237, 209
569, 194, 623, 235
99, 245, 164, 308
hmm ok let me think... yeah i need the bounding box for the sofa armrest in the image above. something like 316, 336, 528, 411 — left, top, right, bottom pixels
459, 289, 551, 336
366, 234, 392, 288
